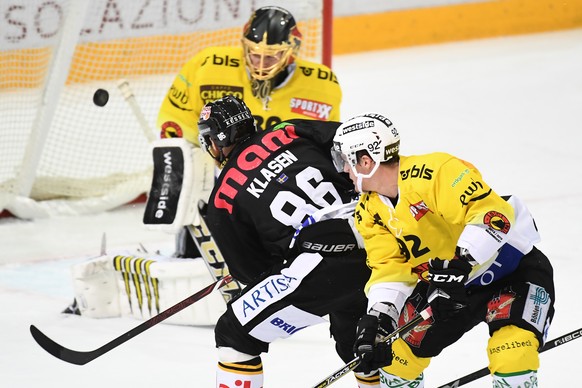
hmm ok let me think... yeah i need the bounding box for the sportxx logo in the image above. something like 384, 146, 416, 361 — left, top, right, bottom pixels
290, 98, 333, 120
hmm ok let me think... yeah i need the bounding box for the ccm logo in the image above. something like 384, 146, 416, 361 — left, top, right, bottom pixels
427, 273, 464, 283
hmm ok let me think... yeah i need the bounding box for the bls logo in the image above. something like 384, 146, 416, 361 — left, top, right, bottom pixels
205, 54, 240, 67
219, 380, 254, 388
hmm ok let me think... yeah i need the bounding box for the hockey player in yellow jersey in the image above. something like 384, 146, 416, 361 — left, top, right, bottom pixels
157, 6, 341, 143
153, 6, 341, 258
331, 113, 555, 387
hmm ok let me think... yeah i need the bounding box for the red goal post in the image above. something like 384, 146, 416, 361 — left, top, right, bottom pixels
0, 0, 333, 218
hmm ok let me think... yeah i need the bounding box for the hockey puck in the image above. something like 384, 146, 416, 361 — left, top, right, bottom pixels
93, 89, 109, 107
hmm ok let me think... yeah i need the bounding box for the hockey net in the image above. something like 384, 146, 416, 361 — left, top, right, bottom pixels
0, 0, 332, 218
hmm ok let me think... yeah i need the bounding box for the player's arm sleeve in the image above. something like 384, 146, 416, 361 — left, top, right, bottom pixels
284, 119, 342, 149
355, 197, 417, 312
433, 157, 515, 264
156, 56, 202, 145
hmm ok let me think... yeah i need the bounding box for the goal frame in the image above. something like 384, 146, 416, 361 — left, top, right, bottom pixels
1, 0, 334, 218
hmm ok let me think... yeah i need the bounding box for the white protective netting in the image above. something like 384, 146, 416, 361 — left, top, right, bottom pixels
0, 0, 328, 218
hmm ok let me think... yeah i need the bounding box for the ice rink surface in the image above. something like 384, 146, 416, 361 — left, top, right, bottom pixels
1, 28, 582, 387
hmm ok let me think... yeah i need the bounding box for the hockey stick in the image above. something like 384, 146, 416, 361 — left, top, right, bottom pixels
117, 78, 156, 142
117, 78, 240, 304
187, 200, 244, 304
436, 326, 582, 388
311, 307, 433, 388
30, 275, 233, 365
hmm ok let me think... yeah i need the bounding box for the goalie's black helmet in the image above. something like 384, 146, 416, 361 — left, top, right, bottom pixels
242, 6, 302, 81
198, 95, 256, 162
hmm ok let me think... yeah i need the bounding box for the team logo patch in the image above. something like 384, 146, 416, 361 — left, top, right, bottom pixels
411, 262, 430, 282
290, 98, 333, 120
160, 121, 183, 138
200, 106, 211, 121
486, 290, 516, 323
399, 299, 432, 348
483, 211, 511, 233
409, 200, 431, 221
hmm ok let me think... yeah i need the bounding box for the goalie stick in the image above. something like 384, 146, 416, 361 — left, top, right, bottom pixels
30, 274, 233, 365
117, 78, 156, 142
187, 200, 244, 304
118, 78, 241, 304
311, 307, 433, 388
436, 326, 582, 388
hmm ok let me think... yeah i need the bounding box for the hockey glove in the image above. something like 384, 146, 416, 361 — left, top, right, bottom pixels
427, 257, 472, 321
353, 303, 398, 374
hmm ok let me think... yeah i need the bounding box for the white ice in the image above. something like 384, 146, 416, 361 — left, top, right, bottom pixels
1, 28, 582, 387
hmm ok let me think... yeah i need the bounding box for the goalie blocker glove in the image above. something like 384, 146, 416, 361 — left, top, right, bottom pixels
427, 256, 473, 321
353, 302, 398, 374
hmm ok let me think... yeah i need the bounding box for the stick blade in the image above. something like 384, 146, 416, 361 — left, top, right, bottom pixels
30, 325, 94, 365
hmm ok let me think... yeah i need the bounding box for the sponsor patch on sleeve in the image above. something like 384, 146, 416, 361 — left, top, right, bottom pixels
522, 283, 551, 333
290, 97, 333, 120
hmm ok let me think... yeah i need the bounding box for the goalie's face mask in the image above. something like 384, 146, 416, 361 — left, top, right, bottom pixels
242, 6, 302, 81
198, 95, 257, 165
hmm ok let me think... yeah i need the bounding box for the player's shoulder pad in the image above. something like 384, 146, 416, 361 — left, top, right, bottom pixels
399, 152, 458, 182
294, 58, 339, 85
272, 119, 341, 146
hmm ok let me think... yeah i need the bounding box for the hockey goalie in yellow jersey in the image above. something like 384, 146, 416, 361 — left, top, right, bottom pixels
157, 5, 341, 141
151, 6, 342, 258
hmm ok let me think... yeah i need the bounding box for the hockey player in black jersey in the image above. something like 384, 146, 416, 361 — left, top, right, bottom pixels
197, 95, 382, 388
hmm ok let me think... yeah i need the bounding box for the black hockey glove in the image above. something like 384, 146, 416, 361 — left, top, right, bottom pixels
353, 303, 398, 374
427, 257, 473, 321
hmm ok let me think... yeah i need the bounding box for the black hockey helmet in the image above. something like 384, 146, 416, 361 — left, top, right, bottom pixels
198, 95, 256, 163
242, 6, 302, 81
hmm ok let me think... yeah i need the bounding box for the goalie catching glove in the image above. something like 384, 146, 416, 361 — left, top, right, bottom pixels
353, 302, 399, 374
427, 256, 473, 321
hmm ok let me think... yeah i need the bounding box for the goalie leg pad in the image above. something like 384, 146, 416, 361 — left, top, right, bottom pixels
71, 255, 120, 318
487, 325, 540, 375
